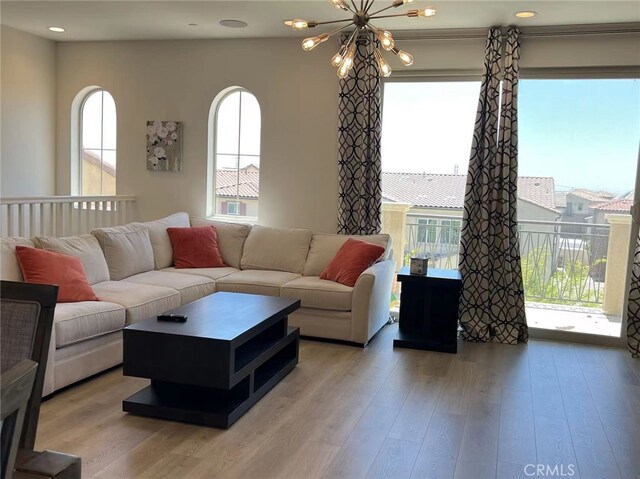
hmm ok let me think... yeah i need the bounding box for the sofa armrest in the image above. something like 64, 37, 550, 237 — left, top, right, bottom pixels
351, 259, 395, 345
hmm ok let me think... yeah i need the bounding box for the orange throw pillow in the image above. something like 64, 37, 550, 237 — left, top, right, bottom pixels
167, 226, 225, 268
320, 238, 385, 287
15, 246, 99, 303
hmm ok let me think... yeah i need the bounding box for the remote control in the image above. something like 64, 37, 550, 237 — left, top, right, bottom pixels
157, 314, 187, 322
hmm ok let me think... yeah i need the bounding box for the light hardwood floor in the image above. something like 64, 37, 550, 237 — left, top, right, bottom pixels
35, 324, 640, 479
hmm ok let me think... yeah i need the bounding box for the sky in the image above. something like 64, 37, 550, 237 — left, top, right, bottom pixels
381, 79, 640, 195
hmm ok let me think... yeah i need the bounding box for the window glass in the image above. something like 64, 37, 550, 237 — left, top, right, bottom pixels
214, 90, 261, 218
80, 89, 116, 196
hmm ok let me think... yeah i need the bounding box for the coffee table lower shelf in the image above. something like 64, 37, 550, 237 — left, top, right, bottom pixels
123, 328, 299, 429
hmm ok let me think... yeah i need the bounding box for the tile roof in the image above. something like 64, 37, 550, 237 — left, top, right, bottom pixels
593, 198, 633, 213
567, 189, 614, 203
381, 173, 559, 212
216, 169, 259, 199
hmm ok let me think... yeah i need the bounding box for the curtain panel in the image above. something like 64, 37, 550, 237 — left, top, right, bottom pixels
458, 27, 528, 344
627, 194, 640, 357
337, 31, 382, 235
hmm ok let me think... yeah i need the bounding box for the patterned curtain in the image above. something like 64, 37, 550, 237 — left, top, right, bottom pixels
458, 27, 528, 344
337, 31, 382, 235
627, 185, 640, 357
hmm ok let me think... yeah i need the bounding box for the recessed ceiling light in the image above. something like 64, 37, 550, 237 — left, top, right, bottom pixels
514, 11, 537, 18
48, 26, 66, 32
219, 19, 248, 28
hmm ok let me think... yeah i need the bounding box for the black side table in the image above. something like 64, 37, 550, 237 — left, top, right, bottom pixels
393, 266, 461, 354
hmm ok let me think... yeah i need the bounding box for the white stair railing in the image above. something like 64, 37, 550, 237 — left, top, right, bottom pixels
0, 196, 137, 238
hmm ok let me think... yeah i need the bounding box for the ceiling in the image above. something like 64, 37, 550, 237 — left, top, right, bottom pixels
1, 1, 639, 42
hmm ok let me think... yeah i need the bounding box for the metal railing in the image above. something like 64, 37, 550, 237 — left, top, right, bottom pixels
0, 195, 137, 237
403, 216, 610, 307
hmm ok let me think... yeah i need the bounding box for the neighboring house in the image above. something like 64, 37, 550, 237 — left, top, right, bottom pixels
592, 192, 633, 225
561, 189, 614, 233
381, 173, 561, 268
215, 166, 259, 217
381, 172, 561, 225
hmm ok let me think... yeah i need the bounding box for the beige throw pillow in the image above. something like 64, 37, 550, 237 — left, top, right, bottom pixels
241, 225, 312, 274
135, 212, 191, 269
0, 237, 35, 281
33, 234, 110, 285
91, 224, 155, 280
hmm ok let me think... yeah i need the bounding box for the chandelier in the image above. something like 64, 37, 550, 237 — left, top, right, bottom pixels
285, 0, 436, 78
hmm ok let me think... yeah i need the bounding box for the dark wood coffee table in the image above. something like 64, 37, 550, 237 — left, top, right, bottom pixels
122, 292, 301, 428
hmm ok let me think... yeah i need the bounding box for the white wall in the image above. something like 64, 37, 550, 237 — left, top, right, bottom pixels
1, 26, 56, 196
56, 38, 340, 231
53, 31, 640, 232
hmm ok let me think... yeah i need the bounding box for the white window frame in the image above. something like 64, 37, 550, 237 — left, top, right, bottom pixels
206, 86, 260, 222
77, 88, 117, 196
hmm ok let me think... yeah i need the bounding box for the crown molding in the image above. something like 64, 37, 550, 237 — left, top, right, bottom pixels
395, 22, 640, 41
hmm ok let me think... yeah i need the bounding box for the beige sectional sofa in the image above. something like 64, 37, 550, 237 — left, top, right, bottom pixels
0, 213, 395, 396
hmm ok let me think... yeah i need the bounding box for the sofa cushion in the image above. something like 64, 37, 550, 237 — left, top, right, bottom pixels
124, 270, 215, 305
162, 266, 239, 281
16, 246, 99, 303
92, 224, 155, 280
0, 237, 34, 281
281, 276, 353, 311
215, 270, 301, 296
54, 301, 126, 348
92, 280, 181, 324
33, 234, 109, 284
241, 225, 312, 274
191, 218, 251, 269
135, 212, 190, 269
320, 239, 385, 287
303, 233, 391, 277
167, 226, 225, 268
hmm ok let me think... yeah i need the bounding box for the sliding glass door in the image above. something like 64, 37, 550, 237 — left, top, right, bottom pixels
518, 77, 640, 338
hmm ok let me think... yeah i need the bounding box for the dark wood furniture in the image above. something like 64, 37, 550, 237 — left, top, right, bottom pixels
122, 292, 301, 428
0, 281, 57, 449
1, 360, 38, 479
393, 266, 461, 353
0, 281, 82, 479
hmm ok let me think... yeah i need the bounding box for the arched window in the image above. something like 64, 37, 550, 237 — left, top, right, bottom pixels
79, 89, 116, 195
210, 88, 261, 218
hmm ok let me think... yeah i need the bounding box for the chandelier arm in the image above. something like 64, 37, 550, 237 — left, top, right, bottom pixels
344, 27, 359, 48
370, 12, 412, 19
364, 0, 376, 14
325, 23, 357, 39
315, 18, 356, 26
367, 3, 397, 17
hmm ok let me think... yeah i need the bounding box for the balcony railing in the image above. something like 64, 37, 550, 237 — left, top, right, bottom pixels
402, 215, 610, 307
0, 195, 137, 237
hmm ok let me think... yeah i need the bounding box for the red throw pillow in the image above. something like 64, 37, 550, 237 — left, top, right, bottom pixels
320, 238, 385, 287
15, 246, 99, 303
166, 226, 225, 268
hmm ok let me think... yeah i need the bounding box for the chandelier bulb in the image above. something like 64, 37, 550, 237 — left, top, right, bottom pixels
392, 48, 414, 66
374, 50, 392, 77
331, 45, 348, 67
408, 7, 437, 18
302, 33, 329, 51
375, 30, 395, 51
327, 0, 349, 11
337, 44, 357, 78
393, 0, 415, 6
289, 19, 310, 30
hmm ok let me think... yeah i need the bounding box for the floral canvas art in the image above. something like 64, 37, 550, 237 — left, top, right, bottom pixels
146, 121, 183, 171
